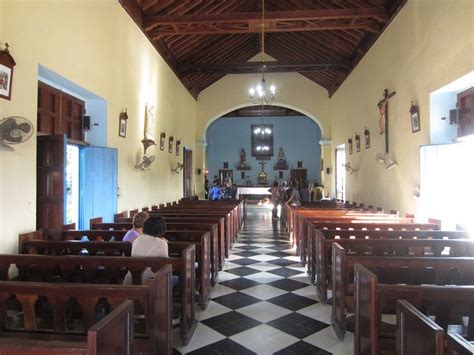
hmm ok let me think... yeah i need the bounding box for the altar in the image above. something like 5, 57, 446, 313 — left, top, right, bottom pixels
236, 187, 271, 200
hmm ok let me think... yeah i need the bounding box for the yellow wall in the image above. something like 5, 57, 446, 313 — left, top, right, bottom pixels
0, 0, 196, 253
195, 72, 332, 197
330, 0, 473, 216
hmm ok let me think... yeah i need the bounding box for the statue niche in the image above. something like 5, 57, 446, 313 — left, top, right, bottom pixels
273, 147, 288, 170
236, 148, 251, 170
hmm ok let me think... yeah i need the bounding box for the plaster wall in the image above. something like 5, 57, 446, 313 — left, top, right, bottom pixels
206, 116, 321, 186
330, 0, 474, 216
0, 0, 196, 253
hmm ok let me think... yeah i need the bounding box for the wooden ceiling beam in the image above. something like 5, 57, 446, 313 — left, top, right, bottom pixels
178, 60, 350, 75
151, 20, 381, 36
145, 7, 388, 31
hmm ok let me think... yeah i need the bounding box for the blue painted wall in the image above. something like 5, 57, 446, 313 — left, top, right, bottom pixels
206, 116, 321, 186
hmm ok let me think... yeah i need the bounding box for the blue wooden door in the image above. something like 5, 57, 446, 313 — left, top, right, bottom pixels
80, 146, 118, 228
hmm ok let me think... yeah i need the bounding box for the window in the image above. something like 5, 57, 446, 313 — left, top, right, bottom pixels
251, 124, 273, 159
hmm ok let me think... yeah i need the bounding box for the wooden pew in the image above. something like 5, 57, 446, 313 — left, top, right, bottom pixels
306, 221, 440, 278
19, 234, 211, 310
333, 243, 474, 340
0, 299, 134, 355
90, 219, 219, 286
108, 217, 224, 270
38, 224, 213, 306
0, 264, 171, 355
152, 211, 230, 258
9, 242, 197, 345
152, 214, 227, 259
299, 213, 414, 258
179, 199, 245, 234
396, 300, 474, 355
312, 229, 469, 299
396, 300, 445, 355
447, 331, 474, 355
354, 264, 474, 355
159, 202, 241, 246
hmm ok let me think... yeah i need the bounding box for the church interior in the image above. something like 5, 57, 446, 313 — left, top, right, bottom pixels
0, 0, 473, 354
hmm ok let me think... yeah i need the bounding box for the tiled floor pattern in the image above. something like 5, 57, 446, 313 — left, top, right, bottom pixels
173, 206, 353, 355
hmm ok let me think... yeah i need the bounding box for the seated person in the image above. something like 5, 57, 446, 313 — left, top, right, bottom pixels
124, 216, 179, 287
123, 211, 149, 243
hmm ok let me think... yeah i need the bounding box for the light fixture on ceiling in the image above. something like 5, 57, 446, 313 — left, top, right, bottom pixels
248, 0, 276, 105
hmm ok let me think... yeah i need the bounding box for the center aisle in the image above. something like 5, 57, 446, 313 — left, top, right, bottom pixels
173, 205, 353, 355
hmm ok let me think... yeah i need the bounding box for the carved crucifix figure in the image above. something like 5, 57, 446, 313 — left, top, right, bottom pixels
377, 89, 396, 152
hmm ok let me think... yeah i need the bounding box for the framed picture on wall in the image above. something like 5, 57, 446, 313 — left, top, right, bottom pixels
118, 112, 127, 138
410, 102, 420, 133
0, 45, 15, 101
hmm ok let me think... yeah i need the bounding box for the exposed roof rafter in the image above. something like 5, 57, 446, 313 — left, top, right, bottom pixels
178, 60, 350, 75
119, 0, 407, 99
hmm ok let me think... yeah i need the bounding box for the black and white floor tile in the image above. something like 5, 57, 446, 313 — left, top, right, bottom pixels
173, 205, 353, 355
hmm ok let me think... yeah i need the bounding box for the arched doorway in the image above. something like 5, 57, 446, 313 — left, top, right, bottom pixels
204, 105, 322, 190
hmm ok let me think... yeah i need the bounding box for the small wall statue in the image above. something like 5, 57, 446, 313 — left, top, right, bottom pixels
274, 147, 288, 170
236, 148, 251, 170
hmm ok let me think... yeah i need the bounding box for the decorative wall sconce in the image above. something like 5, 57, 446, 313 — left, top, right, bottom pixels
119, 109, 128, 138
176, 139, 181, 156
410, 102, 420, 133
348, 137, 353, 155
355, 133, 361, 152
141, 138, 156, 154
364, 127, 370, 149
159, 131, 166, 150
168, 136, 174, 153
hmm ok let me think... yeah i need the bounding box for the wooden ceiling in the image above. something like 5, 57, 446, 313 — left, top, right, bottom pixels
222, 105, 305, 117
120, 0, 406, 99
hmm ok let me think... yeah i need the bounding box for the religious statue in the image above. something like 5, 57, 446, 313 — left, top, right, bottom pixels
236, 148, 251, 170
240, 148, 246, 164
257, 161, 268, 186
273, 147, 288, 170
377, 89, 396, 135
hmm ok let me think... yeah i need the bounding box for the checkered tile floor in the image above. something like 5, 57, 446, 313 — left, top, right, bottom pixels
173, 205, 353, 355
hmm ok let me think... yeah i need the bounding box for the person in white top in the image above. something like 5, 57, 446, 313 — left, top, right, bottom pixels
124, 216, 178, 286
132, 216, 168, 258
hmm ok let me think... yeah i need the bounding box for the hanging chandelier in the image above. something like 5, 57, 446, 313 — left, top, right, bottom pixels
248, 0, 276, 105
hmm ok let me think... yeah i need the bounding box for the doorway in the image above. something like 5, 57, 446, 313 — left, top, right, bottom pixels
335, 145, 346, 201
65, 144, 80, 226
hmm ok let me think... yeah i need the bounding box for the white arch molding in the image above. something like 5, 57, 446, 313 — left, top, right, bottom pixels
199, 101, 325, 143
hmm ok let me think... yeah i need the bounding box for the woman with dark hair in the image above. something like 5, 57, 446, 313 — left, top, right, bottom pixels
125, 216, 178, 287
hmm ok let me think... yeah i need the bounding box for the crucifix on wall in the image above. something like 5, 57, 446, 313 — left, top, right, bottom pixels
377, 88, 396, 153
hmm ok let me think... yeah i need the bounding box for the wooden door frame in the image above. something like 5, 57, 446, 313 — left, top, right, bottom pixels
183, 147, 193, 198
